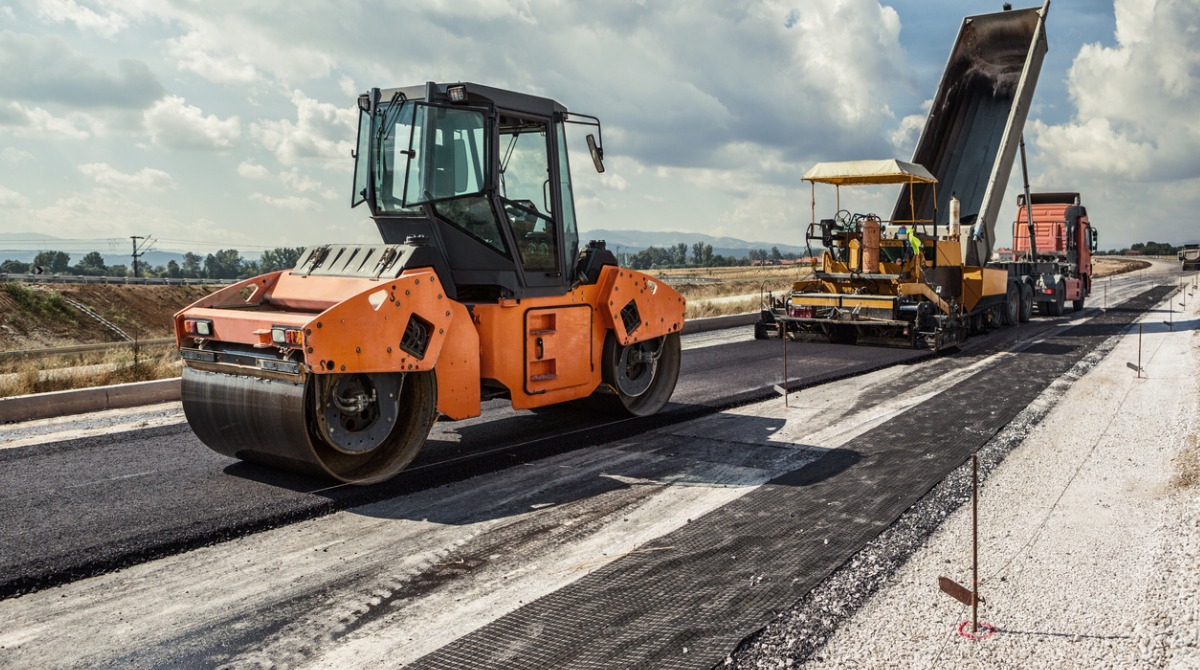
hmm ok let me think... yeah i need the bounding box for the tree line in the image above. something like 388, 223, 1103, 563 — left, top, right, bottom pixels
0, 248, 304, 280
619, 242, 802, 271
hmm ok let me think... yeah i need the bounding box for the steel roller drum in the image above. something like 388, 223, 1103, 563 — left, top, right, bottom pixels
182, 367, 437, 484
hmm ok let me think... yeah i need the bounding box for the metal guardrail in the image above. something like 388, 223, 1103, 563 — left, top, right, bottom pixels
0, 338, 176, 363
59, 296, 133, 341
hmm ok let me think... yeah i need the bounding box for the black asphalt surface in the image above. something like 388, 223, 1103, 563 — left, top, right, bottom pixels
0, 328, 930, 599
409, 287, 1176, 670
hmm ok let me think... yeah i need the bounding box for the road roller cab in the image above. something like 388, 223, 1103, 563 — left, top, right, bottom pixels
175, 82, 686, 484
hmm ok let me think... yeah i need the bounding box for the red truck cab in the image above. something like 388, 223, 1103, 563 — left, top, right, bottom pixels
1011, 192, 1098, 309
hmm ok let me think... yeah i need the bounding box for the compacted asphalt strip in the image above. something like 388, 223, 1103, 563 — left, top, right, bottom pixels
405, 286, 1175, 670
0, 331, 925, 599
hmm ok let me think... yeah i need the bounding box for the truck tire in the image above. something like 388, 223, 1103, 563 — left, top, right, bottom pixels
1072, 295, 1085, 312
1018, 282, 1033, 323
1047, 278, 1065, 316
1002, 281, 1019, 325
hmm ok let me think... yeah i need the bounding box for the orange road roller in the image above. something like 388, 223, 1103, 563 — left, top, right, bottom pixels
175, 82, 685, 484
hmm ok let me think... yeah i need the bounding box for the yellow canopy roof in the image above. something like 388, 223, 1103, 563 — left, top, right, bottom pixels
802, 159, 937, 185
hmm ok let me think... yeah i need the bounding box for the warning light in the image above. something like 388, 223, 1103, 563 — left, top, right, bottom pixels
183, 318, 213, 337
271, 326, 304, 347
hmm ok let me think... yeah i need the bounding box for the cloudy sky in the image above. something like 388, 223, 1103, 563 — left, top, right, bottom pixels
0, 0, 1196, 257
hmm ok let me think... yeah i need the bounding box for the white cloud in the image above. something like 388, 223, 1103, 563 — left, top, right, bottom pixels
79, 162, 175, 191
1034, 0, 1200, 183
251, 90, 355, 165
0, 101, 95, 138
237, 161, 270, 179
166, 29, 258, 84
32, 0, 129, 38
250, 192, 319, 211
1, 147, 35, 164
21, 189, 186, 240
598, 173, 629, 192
889, 99, 933, 157
280, 168, 336, 199
0, 185, 30, 208
161, 13, 335, 85
0, 33, 164, 109
143, 95, 240, 150
1028, 0, 1200, 246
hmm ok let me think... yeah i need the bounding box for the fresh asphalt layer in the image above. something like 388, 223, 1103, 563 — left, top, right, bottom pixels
408, 286, 1176, 670
0, 330, 925, 599
0, 268, 1174, 606
0, 270, 1179, 669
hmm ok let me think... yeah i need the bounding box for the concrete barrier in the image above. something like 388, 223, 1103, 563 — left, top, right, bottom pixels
0, 378, 182, 423
680, 312, 760, 335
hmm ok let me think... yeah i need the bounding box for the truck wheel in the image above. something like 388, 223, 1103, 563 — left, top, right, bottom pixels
1047, 279, 1065, 316
1072, 295, 1085, 312
1002, 282, 1019, 325
1018, 283, 1033, 323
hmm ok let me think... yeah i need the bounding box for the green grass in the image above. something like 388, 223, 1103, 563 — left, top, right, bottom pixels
2, 283, 78, 323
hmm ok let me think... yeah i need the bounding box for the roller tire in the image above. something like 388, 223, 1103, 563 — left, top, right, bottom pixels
309, 371, 438, 484
592, 331, 682, 417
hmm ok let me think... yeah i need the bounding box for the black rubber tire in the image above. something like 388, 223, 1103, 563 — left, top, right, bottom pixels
1047, 279, 1065, 316
1072, 296, 1085, 312
1018, 282, 1033, 323
310, 371, 438, 484
754, 322, 769, 340
1002, 281, 1020, 326
595, 331, 682, 417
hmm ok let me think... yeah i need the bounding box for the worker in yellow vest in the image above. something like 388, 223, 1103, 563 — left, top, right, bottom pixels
908, 226, 922, 264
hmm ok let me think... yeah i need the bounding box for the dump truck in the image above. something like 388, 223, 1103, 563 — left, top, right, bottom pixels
175, 82, 685, 484
994, 191, 1098, 317
756, 2, 1052, 348
1180, 244, 1200, 270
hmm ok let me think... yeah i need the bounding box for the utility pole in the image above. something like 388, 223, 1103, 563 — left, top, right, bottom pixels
130, 236, 154, 278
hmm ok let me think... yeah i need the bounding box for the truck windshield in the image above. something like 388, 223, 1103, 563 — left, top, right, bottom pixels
362, 100, 489, 213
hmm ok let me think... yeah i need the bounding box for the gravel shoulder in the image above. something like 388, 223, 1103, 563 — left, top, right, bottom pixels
741, 284, 1200, 668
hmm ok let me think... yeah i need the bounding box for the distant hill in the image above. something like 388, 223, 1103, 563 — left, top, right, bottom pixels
579, 229, 807, 259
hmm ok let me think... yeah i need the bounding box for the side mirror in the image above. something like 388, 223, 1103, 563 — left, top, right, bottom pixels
586, 134, 605, 174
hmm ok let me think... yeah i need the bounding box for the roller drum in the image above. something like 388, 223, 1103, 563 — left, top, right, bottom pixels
182, 367, 437, 484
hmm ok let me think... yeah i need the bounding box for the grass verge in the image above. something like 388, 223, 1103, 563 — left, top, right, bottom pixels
0, 344, 181, 398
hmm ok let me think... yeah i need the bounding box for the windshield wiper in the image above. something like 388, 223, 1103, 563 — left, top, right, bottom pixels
374, 92, 408, 198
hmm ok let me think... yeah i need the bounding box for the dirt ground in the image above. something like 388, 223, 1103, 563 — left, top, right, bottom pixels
0, 284, 208, 351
